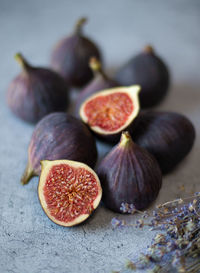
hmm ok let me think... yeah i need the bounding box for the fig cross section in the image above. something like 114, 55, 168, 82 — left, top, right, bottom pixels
80, 85, 140, 135
38, 160, 102, 227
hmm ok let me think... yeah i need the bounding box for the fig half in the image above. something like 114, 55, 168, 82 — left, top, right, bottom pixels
97, 132, 162, 213
21, 112, 97, 185
51, 17, 102, 87
7, 53, 69, 123
38, 160, 102, 227
115, 45, 170, 108
75, 57, 119, 114
132, 111, 195, 173
80, 85, 140, 141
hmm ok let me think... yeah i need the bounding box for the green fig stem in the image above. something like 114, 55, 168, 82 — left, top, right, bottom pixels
89, 57, 101, 71
74, 17, 87, 35
143, 45, 154, 54
21, 163, 35, 185
15, 53, 31, 70
89, 57, 108, 79
119, 131, 133, 147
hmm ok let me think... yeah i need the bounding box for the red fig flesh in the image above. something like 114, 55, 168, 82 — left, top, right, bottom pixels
38, 160, 102, 226
80, 85, 140, 136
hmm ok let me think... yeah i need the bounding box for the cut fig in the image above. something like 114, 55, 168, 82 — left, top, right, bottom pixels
79, 85, 140, 139
38, 160, 102, 227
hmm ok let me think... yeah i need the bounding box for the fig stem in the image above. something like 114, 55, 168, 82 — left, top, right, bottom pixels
74, 17, 87, 34
21, 163, 35, 185
15, 53, 31, 70
143, 45, 154, 54
119, 131, 133, 147
89, 57, 108, 79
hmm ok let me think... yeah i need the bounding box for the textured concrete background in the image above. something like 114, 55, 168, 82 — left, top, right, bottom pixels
0, 0, 200, 272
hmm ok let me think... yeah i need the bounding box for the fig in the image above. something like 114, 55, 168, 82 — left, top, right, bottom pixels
38, 160, 102, 227
75, 57, 119, 114
7, 53, 69, 123
115, 45, 170, 108
79, 85, 140, 142
132, 111, 195, 174
50, 17, 102, 87
97, 131, 162, 213
21, 112, 97, 185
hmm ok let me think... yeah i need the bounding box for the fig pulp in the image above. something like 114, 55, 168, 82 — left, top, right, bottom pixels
115, 45, 170, 108
38, 160, 102, 226
132, 111, 195, 174
50, 17, 102, 87
21, 112, 97, 185
7, 53, 69, 123
75, 57, 119, 114
97, 132, 162, 213
80, 85, 140, 141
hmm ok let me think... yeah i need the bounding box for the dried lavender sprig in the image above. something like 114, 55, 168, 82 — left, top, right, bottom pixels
120, 202, 148, 216
111, 193, 200, 273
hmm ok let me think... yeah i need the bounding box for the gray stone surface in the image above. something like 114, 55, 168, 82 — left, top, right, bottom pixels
0, 0, 200, 272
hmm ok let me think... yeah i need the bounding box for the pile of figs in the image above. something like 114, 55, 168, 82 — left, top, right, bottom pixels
7, 17, 196, 227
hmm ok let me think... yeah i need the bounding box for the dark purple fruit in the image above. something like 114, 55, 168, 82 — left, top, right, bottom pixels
21, 112, 98, 185
75, 57, 119, 114
7, 53, 69, 124
132, 111, 195, 174
97, 131, 162, 213
50, 17, 102, 87
115, 45, 170, 108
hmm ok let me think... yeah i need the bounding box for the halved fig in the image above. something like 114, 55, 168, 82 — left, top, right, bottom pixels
38, 160, 102, 227
79, 85, 140, 141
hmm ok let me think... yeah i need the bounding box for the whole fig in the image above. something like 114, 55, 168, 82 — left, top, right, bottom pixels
7, 53, 69, 123
115, 45, 170, 108
97, 131, 162, 213
75, 57, 119, 114
132, 111, 195, 173
21, 112, 98, 185
50, 17, 102, 87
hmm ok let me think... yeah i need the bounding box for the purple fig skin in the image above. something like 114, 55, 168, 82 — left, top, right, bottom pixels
50, 18, 102, 88
97, 132, 162, 213
131, 111, 195, 174
21, 112, 98, 185
115, 45, 170, 108
7, 54, 69, 124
